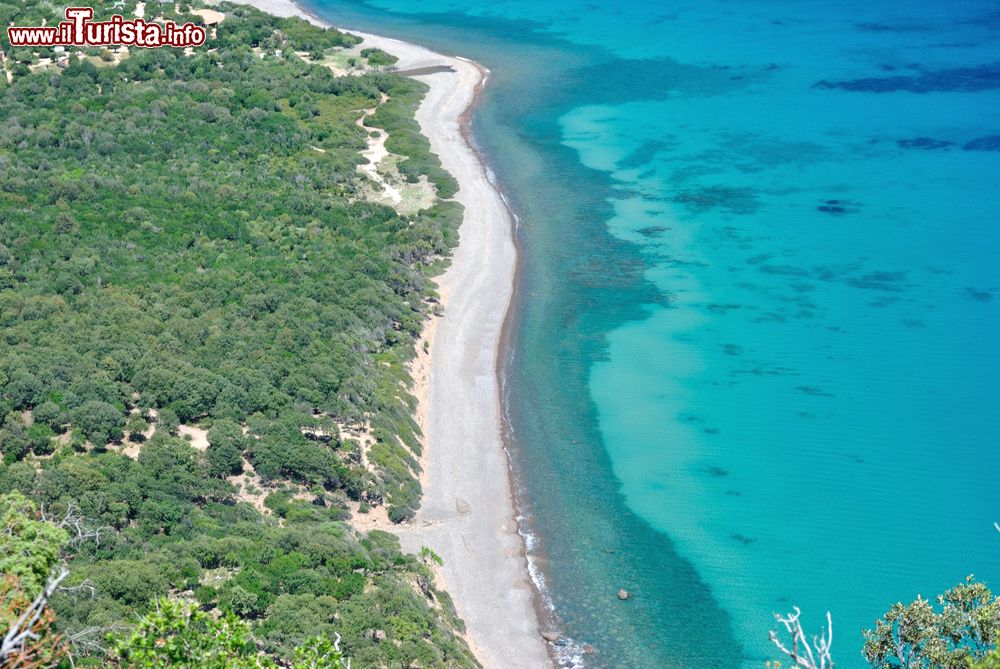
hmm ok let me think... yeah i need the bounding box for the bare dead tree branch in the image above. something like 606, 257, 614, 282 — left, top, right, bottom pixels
769, 606, 834, 669
66, 624, 122, 657
57, 579, 96, 600
40, 503, 109, 549
9, 505, 114, 665
0, 567, 69, 665
334, 632, 352, 669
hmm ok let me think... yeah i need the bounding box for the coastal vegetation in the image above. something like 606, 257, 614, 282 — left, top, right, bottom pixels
769, 577, 1000, 669
360, 48, 399, 69
0, 2, 475, 666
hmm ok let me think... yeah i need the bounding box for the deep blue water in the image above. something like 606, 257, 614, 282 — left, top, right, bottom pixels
303, 0, 1000, 666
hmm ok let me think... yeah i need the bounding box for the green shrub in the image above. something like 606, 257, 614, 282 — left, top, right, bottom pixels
361, 48, 398, 68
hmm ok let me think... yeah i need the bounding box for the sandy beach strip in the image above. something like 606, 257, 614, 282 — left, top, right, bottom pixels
221, 2, 552, 667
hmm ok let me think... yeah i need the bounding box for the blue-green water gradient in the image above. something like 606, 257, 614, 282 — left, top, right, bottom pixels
301, 0, 1000, 666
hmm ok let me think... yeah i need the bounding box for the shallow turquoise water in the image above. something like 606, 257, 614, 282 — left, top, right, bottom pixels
304, 1, 1000, 666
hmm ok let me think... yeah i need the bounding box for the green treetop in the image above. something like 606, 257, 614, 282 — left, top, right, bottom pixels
109, 598, 349, 668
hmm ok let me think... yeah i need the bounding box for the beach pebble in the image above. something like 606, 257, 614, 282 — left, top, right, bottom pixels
617, 589, 629, 600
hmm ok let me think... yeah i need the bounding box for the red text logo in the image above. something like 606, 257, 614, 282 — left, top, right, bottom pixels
7, 7, 206, 49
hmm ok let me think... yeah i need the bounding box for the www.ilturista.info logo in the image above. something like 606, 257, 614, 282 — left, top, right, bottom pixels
7, 7, 206, 48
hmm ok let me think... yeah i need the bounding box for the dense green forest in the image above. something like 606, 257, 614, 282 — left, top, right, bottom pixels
0, 1, 476, 666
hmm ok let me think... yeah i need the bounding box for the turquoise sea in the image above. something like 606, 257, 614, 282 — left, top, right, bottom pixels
303, 0, 1000, 666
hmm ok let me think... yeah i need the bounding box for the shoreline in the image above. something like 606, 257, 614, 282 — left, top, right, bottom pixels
221, 2, 553, 667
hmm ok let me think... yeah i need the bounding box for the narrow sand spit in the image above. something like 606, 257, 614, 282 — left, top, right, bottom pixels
222, 2, 551, 667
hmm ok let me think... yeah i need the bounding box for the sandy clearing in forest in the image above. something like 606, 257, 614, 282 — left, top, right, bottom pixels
190, 8, 226, 25
355, 104, 402, 206
354, 97, 436, 215
178, 424, 209, 451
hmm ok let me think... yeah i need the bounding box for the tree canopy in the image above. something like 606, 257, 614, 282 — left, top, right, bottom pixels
108, 598, 349, 669
863, 576, 1000, 669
